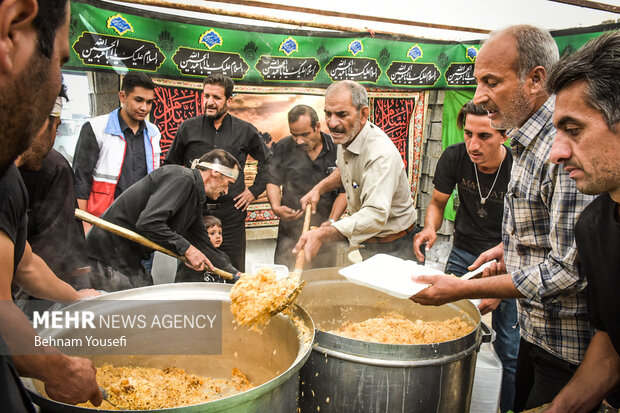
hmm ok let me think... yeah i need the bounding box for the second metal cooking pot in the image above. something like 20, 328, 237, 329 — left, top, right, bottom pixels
21, 283, 314, 412
297, 267, 493, 413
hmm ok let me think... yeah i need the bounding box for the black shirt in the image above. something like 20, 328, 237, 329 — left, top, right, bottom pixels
117, 114, 148, 197
576, 193, 620, 353
575, 192, 620, 407
433, 142, 513, 255
269, 132, 339, 226
19, 149, 88, 281
0, 170, 45, 413
73, 111, 148, 200
87, 165, 237, 276
0, 165, 28, 275
0, 334, 36, 412
164, 113, 272, 202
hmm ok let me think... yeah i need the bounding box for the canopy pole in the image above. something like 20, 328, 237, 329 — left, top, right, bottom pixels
211, 0, 490, 34
549, 0, 619, 14
118, 0, 489, 38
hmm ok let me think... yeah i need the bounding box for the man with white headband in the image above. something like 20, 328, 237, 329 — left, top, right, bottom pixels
190, 158, 239, 181
86, 149, 241, 291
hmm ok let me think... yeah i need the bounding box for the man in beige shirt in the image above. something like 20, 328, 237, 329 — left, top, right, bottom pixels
294, 80, 417, 262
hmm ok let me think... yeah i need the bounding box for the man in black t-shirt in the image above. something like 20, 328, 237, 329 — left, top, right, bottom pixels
0, 1, 102, 409
21, 149, 90, 286
413, 101, 518, 412
165, 74, 272, 271
18, 86, 90, 290
546, 31, 620, 413
16, 87, 92, 320
267, 105, 346, 269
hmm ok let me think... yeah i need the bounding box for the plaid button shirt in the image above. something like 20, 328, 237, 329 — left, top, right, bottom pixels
504, 96, 595, 365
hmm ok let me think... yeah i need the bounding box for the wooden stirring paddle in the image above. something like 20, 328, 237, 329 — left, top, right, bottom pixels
75, 209, 236, 281
268, 203, 313, 316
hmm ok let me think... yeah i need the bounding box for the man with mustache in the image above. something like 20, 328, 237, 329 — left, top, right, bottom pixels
73, 72, 161, 224
294, 80, 418, 262
0, 0, 101, 409
410, 25, 594, 411
267, 104, 346, 269
413, 101, 518, 413
166, 74, 272, 272
85, 149, 241, 291
545, 30, 620, 413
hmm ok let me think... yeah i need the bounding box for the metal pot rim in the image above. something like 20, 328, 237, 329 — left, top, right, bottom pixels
299, 279, 485, 360
23, 283, 315, 412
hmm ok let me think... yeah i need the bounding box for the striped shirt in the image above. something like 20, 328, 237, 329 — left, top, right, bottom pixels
504, 96, 595, 365
333, 121, 416, 246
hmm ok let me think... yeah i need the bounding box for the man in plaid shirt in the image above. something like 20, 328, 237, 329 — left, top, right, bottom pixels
411, 25, 594, 411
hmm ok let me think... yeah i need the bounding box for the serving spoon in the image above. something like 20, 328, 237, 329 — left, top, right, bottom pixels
100, 387, 118, 409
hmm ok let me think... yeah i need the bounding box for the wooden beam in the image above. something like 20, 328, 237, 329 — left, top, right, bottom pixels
548, 0, 620, 14
210, 0, 490, 34
118, 0, 489, 38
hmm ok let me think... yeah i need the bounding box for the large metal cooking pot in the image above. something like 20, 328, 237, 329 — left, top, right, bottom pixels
22, 283, 314, 412
297, 267, 493, 413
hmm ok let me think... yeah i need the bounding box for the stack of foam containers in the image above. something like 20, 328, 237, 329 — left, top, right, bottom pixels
470, 342, 503, 413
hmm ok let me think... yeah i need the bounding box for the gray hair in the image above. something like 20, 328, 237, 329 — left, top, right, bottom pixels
325, 81, 368, 110
198, 149, 240, 170
547, 30, 620, 131
486, 25, 559, 81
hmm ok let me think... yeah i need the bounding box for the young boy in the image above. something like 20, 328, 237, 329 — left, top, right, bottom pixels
174, 216, 239, 283
204, 216, 223, 249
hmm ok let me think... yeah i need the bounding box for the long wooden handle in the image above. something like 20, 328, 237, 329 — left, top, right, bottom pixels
75, 209, 234, 280
293, 203, 313, 273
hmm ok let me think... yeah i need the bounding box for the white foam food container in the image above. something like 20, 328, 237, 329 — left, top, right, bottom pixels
338, 253, 444, 299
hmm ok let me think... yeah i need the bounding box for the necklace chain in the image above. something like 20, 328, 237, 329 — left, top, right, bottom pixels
474, 147, 505, 205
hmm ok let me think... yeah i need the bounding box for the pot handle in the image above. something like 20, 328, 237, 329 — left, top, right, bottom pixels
480, 321, 496, 344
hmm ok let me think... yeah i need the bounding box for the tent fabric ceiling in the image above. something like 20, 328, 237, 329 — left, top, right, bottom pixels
102, 0, 620, 41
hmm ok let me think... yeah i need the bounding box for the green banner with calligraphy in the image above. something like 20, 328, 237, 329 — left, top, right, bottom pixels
67, 0, 619, 90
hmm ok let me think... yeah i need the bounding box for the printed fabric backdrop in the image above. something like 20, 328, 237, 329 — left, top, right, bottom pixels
440, 90, 475, 221
68, 0, 618, 90
151, 79, 428, 228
